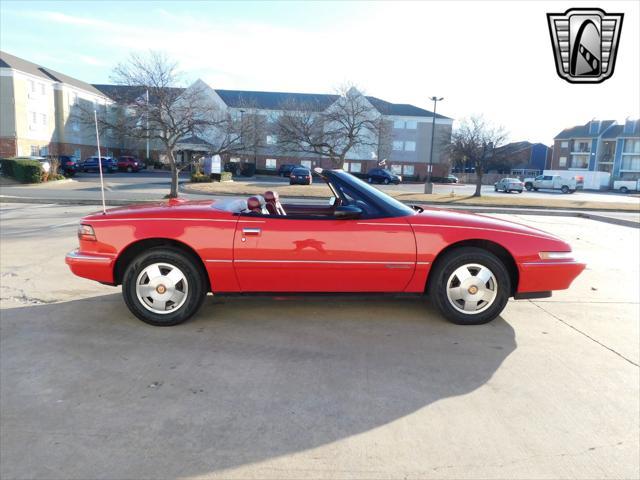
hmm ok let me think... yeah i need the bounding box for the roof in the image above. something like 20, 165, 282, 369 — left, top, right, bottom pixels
602, 119, 640, 138
554, 120, 617, 139
94, 83, 452, 119
92, 84, 185, 104
0, 50, 107, 97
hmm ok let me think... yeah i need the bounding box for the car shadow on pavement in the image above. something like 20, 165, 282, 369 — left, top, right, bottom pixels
1, 293, 516, 479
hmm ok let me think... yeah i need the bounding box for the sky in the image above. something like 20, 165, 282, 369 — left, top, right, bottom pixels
1, 0, 638, 144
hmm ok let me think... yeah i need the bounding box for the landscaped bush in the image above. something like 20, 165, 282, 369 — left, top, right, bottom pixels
190, 173, 212, 183
0, 158, 16, 177
12, 159, 43, 183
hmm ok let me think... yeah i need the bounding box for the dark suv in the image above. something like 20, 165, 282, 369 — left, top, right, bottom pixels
366, 168, 402, 185
82, 156, 117, 173
278, 164, 297, 177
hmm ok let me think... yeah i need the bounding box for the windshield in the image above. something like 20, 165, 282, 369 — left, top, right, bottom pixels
330, 170, 415, 217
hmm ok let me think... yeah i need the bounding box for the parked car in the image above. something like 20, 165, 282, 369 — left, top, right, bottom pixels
367, 168, 402, 185
82, 156, 117, 173
117, 156, 142, 173
66, 168, 585, 327
524, 174, 583, 194
613, 179, 640, 194
56, 155, 79, 177
494, 177, 524, 193
432, 175, 459, 184
15, 156, 50, 173
289, 167, 312, 185
278, 164, 297, 177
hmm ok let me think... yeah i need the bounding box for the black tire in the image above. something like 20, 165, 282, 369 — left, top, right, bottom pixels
127, 166, 133, 173
122, 247, 207, 326
368, 177, 373, 183
494, 186, 498, 192
428, 247, 511, 325
561, 185, 569, 194
384, 178, 390, 185
525, 183, 533, 191
533, 187, 538, 191
620, 186, 629, 194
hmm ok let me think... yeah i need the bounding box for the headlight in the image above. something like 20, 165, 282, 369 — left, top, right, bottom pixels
539, 251, 573, 260
78, 224, 96, 241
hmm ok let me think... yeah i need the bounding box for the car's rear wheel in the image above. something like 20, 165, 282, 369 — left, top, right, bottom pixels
122, 248, 207, 326
428, 247, 510, 325
620, 186, 629, 194
561, 185, 570, 194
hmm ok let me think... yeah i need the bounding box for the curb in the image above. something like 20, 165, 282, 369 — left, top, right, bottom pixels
1, 194, 638, 229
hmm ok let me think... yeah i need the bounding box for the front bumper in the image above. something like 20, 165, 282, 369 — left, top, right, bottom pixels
65, 250, 115, 284
517, 260, 586, 293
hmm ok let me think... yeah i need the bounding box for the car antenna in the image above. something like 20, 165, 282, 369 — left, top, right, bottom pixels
93, 109, 107, 215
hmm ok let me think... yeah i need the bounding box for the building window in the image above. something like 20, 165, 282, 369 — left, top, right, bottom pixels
621, 139, 640, 172
623, 139, 640, 153
392, 141, 403, 151
350, 162, 361, 173
561, 141, 569, 148
403, 165, 415, 175
40, 113, 47, 125
404, 141, 416, 151
573, 140, 590, 153
393, 120, 404, 129
266, 135, 278, 145
40, 83, 45, 95
40, 146, 48, 156
343, 162, 350, 172
28, 80, 35, 93
265, 158, 277, 169
558, 156, 567, 167
391, 164, 402, 174
30, 145, 39, 156
405, 120, 417, 129
621, 155, 640, 172
570, 154, 589, 169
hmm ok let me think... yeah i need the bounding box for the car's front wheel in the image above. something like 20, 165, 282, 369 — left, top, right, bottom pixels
428, 247, 510, 325
122, 248, 207, 326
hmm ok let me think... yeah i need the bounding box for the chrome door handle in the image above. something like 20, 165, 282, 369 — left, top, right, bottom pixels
242, 228, 261, 236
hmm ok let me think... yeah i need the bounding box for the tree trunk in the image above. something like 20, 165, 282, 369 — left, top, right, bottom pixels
474, 166, 483, 197
168, 150, 179, 198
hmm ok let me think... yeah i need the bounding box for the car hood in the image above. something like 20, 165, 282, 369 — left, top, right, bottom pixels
408, 207, 565, 243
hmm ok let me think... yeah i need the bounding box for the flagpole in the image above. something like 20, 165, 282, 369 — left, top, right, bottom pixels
94, 110, 107, 215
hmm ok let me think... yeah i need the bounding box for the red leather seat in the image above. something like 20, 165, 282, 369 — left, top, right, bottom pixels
264, 191, 286, 215
247, 195, 268, 214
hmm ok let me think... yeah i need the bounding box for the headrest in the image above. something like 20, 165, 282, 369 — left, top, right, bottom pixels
264, 191, 279, 202
247, 195, 265, 210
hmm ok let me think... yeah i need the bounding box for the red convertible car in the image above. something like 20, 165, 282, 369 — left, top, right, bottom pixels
66, 169, 585, 326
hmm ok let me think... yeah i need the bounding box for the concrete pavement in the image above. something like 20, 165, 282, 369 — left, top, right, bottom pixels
0, 204, 638, 479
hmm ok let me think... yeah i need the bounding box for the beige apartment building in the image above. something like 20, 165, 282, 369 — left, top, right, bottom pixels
0, 50, 121, 159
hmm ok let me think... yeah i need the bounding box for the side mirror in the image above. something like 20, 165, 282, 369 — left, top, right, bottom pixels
334, 205, 362, 219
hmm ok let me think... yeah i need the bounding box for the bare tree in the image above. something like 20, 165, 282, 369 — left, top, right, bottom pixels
275, 85, 382, 168
449, 116, 507, 197
79, 51, 247, 198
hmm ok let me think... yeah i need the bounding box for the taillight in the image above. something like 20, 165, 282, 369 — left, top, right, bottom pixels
78, 224, 96, 241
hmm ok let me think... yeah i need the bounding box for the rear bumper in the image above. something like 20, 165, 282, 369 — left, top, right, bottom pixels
65, 250, 115, 284
517, 260, 586, 293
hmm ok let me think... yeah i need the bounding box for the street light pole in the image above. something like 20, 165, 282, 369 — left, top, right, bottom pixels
424, 96, 444, 194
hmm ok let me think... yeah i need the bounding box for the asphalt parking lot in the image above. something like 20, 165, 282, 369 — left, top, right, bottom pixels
2, 170, 639, 205
1, 203, 638, 479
